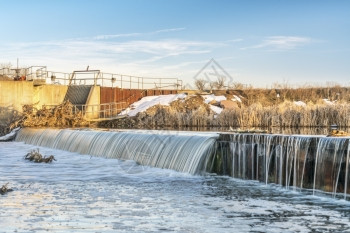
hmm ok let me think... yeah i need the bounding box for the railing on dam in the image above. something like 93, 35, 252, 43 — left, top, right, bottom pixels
0, 66, 183, 90
45, 102, 128, 120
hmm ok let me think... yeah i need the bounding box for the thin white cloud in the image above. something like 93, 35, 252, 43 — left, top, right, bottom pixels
0, 36, 223, 77
94, 33, 141, 40
241, 36, 312, 50
4, 38, 219, 61
0, 30, 238, 83
153, 27, 186, 33
94, 27, 186, 40
225, 39, 244, 43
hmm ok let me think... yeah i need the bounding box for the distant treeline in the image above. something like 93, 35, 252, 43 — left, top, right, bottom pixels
213, 85, 350, 107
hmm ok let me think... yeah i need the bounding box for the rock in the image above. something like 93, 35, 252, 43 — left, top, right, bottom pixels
24, 149, 57, 163
0, 183, 13, 195
220, 100, 238, 109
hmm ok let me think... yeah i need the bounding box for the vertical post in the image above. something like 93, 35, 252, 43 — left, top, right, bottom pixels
121, 75, 123, 89
110, 103, 112, 118
344, 141, 349, 199
111, 75, 113, 88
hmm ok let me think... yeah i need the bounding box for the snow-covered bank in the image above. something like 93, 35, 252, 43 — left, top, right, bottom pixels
0, 127, 20, 141
120, 94, 187, 116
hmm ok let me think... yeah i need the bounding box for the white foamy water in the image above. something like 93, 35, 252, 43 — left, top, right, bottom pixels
1, 141, 350, 232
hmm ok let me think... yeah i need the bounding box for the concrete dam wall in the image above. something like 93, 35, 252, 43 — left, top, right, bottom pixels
0, 81, 178, 120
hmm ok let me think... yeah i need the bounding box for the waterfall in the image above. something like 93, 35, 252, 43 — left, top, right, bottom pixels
214, 133, 350, 199
313, 137, 348, 198
15, 128, 218, 175
14, 128, 350, 198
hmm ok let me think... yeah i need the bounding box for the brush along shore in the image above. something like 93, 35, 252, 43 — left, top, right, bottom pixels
1, 85, 350, 136
0, 101, 89, 137
98, 93, 350, 130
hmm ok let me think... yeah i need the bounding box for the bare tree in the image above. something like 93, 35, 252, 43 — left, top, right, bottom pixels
0, 62, 12, 69
230, 82, 246, 90
209, 81, 216, 92
214, 76, 226, 90
0, 62, 12, 79
194, 79, 207, 91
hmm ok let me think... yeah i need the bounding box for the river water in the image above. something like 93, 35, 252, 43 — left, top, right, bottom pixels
1, 141, 350, 232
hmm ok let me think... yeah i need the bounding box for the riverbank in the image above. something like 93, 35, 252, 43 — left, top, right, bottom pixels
0, 101, 89, 137
2, 85, 350, 136
98, 96, 350, 131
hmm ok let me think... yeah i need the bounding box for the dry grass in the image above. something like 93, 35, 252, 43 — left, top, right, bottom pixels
213, 101, 350, 128
103, 100, 350, 129
0, 101, 90, 136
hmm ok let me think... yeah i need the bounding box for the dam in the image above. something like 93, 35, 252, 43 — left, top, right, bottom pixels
14, 128, 350, 199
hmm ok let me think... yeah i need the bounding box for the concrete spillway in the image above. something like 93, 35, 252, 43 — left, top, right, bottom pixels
15, 128, 350, 199
15, 128, 217, 175
213, 133, 350, 199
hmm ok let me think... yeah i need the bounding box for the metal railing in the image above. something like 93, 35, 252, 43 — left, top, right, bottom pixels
1, 66, 182, 90
26, 66, 47, 81
44, 102, 128, 120
96, 72, 183, 90
49, 69, 182, 90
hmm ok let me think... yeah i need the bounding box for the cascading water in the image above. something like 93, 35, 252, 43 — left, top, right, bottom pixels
213, 133, 350, 199
15, 128, 218, 175
14, 128, 350, 198
313, 137, 349, 198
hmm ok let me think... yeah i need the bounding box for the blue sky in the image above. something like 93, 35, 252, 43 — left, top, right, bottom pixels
0, 0, 349, 87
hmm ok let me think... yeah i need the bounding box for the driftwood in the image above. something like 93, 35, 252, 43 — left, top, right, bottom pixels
24, 148, 56, 163
20, 101, 89, 128
2, 101, 89, 133
327, 129, 349, 137
0, 183, 13, 195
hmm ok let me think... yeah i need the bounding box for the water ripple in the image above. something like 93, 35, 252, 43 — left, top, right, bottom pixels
1, 142, 350, 232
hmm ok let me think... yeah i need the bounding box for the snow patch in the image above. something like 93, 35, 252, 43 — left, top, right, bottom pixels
209, 105, 223, 114
120, 94, 187, 116
323, 99, 335, 105
294, 101, 306, 107
0, 127, 21, 141
203, 94, 226, 104
232, 95, 242, 103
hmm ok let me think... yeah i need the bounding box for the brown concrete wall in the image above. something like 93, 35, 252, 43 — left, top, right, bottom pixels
1, 81, 177, 118
100, 87, 178, 105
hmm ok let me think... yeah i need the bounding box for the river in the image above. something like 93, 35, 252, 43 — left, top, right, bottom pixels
1, 141, 350, 232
